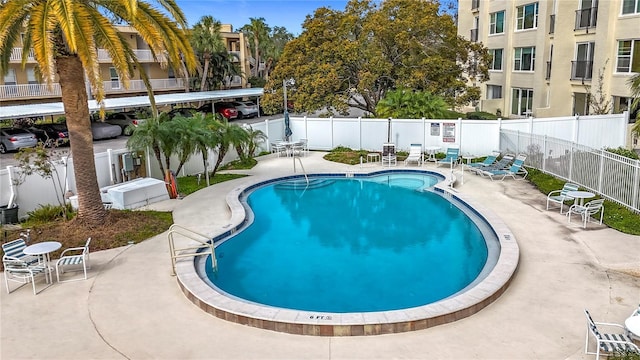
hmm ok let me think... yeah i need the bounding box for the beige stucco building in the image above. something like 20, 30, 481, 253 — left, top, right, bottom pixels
0, 25, 251, 107
458, 0, 640, 121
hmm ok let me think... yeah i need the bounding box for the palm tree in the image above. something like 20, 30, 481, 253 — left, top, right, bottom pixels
190, 113, 220, 186
209, 118, 249, 176
235, 126, 266, 162
628, 73, 640, 137
240, 17, 270, 78
126, 113, 173, 176
190, 16, 225, 92
0, 0, 196, 226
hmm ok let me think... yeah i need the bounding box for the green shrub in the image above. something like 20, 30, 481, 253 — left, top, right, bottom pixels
27, 203, 75, 223
606, 146, 639, 160
331, 146, 354, 152
441, 109, 465, 119
466, 111, 498, 120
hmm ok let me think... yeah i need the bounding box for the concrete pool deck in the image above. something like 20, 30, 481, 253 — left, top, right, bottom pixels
2, 152, 639, 359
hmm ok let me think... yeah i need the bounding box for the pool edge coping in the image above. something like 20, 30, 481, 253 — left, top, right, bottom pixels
174, 169, 520, 336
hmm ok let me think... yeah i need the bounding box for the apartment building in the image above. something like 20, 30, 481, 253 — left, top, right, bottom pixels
0, 25, 251, 107
458, 0, 640, 119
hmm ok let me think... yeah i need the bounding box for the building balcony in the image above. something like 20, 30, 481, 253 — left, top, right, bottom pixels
575, 7, 597, 30
0, 78, 184, 101
571, 61, 593, 81
224, 75, 242, 88
471, 0, 479, 11
546, 61, 552, 80
97, 49, 162, 62
9, 48, 36, 62
470, 28, 478, 42
103, 78, 185, 93
549, 14, 555, 34
0, 83, 61, 100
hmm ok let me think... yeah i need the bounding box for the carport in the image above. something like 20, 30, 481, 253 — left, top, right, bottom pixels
0, 88, 264, 120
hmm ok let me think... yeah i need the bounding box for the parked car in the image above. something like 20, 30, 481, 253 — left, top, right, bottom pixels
104, 111, 142, 136
91, 122, 122, 140
0, 127, 38, 153
197, 102, 238, 120
28, 123, 70, 147
231, 101, 259, 119
167, 107, 199, 119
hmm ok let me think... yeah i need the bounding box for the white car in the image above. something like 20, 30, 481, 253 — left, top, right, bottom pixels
231, 101, 259, 119
91, 122, 123, 140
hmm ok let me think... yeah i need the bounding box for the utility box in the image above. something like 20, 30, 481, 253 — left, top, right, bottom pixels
122, 153, 134, 172
0, 205, 19, 225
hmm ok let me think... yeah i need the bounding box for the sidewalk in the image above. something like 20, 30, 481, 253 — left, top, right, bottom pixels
1, 152, 639, 359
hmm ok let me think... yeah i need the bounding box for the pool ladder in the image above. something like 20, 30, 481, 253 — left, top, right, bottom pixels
292, 155, 309, 185
168, 224, 217, 276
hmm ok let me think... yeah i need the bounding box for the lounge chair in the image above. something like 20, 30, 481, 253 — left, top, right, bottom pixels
381, 143, 397, 167
480, 154, 528, 180
404, 143, 423, 166
546, 183, 580, 213
567, 199, 605, 228
584, 309, 640, 360
471, 153, 514, 175
56, 237, 91, 282
465, 154, 498, 171
436, 147, 460, 167
1, 237, 39, 265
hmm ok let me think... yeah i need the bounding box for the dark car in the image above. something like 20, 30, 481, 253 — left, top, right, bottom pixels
28, 123, 70, 147
0, 127, 38, 153
91, 122, 122, 140
167, 107, 199, 119
197, 102, 238, 120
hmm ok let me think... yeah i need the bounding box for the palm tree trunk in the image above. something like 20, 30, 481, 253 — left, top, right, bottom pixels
56, 55, 107, 226
200, 55, 210, 92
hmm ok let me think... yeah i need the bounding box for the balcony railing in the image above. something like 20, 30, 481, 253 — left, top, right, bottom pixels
103, 78, 185, 93
97, 49, 162, 62
470, 28, 478, 42
546, 61, 552, 80
575, 7, 598, 30
9, 48, 36, 62
0, 83, 61, 100
549, 14, 556, 34
571, 60, 593, 80
471, 0, 480, 11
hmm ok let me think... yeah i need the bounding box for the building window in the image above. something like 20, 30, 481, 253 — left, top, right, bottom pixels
487, 85, 502, 99
109, 67, 120, 89
490, 11, 505, 34
168, 67, 176, 79
516, 3, 538, 30
512, 88, 534, 116
489, 49, 503, 70
613, 96, 640, 120
616, 39, 640, 73
514, 47, 536, 71
572, 42, 595, 80
622, 0, 640, 14
573, 93, 590, 116
575, 0, 598, 29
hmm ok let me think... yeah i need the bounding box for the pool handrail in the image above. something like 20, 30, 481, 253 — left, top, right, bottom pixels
168, 224, 216, 276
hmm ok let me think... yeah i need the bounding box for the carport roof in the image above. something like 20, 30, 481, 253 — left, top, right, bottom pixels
0, 88, 264, 120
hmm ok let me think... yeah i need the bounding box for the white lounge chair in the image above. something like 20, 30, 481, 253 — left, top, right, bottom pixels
404, 143, 423, 166
56, 237, 91, 282
584, 309, 640, 360
546, 183, 580, 213
381, 143, 397, 167
567, 199, 604, 228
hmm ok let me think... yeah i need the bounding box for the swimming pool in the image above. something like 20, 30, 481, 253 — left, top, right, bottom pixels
177, 169, 519, 336
204, 172, 492, 313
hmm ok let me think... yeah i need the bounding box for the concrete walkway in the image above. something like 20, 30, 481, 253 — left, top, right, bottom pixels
2, 152, 639, 359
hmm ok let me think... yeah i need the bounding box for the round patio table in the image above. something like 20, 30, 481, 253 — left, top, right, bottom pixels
24, 241, 61, 284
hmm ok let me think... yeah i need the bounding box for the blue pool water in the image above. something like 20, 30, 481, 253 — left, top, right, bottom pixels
205, 173, 490, 313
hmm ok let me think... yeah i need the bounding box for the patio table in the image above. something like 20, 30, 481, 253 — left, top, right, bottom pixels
23, 241, 61, 284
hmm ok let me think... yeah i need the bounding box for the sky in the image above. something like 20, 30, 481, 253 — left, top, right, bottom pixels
175, 0, 351, 36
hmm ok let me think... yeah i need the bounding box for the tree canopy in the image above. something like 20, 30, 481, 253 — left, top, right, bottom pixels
260, 0, 489, 116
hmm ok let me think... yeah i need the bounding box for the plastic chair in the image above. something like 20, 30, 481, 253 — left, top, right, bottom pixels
567, 199, 604, 228
56, 237, 91, 282
546, 183, 580, 213
584, 309, 640, 359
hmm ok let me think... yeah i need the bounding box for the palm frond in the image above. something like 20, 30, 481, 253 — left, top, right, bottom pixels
29, 2, 57, 84
51, 0, 76, 52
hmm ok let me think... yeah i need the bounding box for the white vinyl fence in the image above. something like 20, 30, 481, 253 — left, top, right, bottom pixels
500, 129, 640, 213
0, 112, 634, 218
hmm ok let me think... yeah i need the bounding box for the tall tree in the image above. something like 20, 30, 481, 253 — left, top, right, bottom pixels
0, 0, 196, 226
260, 0, 488, 116
190, 16, 225, 92
240, 17, 270, 78
628, 73, 640, 137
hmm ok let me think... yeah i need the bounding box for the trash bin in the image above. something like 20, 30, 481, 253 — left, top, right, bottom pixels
0, 205, 19, 225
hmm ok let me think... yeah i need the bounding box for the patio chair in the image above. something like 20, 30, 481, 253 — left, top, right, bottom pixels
271, 141, 287, 157
2, 237, 39, 266
381, 143, 397, 167
55, 237, 91, 282
3, 255, 48, 295
465, 153, 498, 171
404, 143, 423, 166
546, 183, 580, 213
567, 199, 605, 228
584, 309, 640, 360
436, 147, 460, 167
472, 153, 515, 174
480, 154, 528, 181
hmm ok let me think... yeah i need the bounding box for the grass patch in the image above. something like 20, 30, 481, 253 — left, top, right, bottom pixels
176, 173, 248, 196
323, 146, 370, 165
526, 168, 640, 235
219, 158, 258, 170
